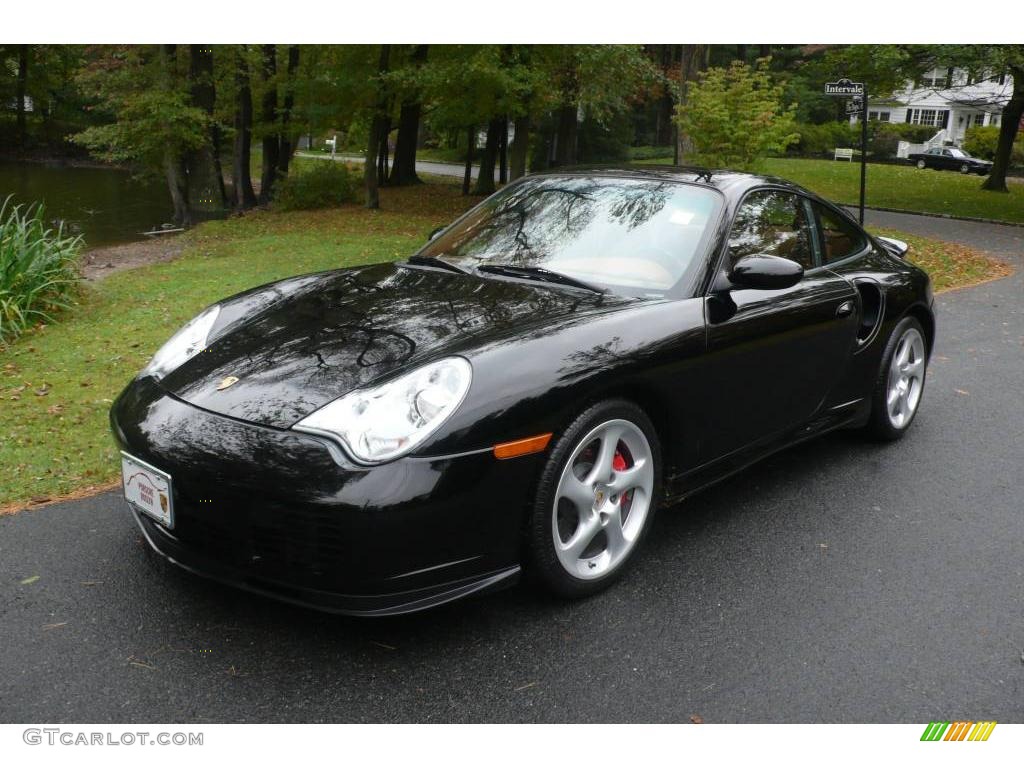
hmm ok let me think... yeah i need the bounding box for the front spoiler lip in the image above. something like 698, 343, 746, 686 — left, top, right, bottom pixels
131, 507, 521, 618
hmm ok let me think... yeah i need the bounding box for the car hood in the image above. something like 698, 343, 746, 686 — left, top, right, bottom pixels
158, 262, 632, 428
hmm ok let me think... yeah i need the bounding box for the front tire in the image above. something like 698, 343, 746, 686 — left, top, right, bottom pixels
865, 317, 928, 441
960, 163, 970, 174
526, 400, 661, 599
916, 159, 927, 169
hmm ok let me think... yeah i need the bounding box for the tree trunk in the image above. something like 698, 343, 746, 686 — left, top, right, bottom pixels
473, 118, 501, 195
277, 46, 300, 177
232, 48, 258, 210
498, 116, 508, 184
553, 104, 578, 167
364, 45, 391, 210
16, 45, 28, 150
163, 153, 191, 227
676, 44, 710, 165
462, 125, 475, 196
159, 45, 192, 226
377, 113, 391, 187
258, 45, 280, 204
981, 67, 1023, 193
388, 45, 428, 186
187, 44, 227, 209
509, 114, 530, 181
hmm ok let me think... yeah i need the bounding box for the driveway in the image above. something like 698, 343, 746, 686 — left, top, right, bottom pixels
1, 211, 1022, 723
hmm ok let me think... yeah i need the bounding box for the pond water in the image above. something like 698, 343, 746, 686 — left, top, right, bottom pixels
0, 160, 194, 249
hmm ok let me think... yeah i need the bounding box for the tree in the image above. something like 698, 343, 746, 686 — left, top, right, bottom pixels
675, 45, 709, 163
388, 45, 428, 186
962, 45, 1024, 193
675, 60, 799, 170
73, 45, 210, 225
15, 45, 28, 149
187, 45, 227, 209
231, 46, 258, 211
258, 44, 280, 204
364, 44, 391, 209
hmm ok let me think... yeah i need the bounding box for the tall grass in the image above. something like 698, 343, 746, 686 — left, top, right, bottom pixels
0, 196, 83, 344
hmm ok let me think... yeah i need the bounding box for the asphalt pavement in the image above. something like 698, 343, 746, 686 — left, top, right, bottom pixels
1, 207, 1022, 723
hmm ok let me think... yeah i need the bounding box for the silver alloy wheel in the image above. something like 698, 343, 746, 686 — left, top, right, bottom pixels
886, 327, 926, 429
916, 159, 926, 169
552, 419, 655, 580
960, 163, 970, 174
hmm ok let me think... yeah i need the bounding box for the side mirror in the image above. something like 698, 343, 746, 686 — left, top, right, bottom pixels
728, 254, 804, 290
876, 235, 909, 260
427, 225, 445, 242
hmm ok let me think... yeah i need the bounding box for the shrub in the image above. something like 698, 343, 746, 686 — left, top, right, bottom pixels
964, 125, 1024, 166
0, 196, 83, 344
577, 113, 633, 164
628, 145, 675, 161
790, 122, 857, 157
272, 162, 359, 211
676, 61, 799, 171
789, 121, 942, 159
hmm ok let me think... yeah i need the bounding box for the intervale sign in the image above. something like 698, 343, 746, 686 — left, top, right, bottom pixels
824, 78, 865, 96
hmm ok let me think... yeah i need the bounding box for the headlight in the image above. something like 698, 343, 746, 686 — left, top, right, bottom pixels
141, 304, 220, 380
294, 357, 472, 464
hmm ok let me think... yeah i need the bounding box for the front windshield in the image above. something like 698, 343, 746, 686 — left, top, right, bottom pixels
419, 176, 722, 296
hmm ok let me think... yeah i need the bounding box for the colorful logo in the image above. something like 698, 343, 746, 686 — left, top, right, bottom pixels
920, 721, 997, 742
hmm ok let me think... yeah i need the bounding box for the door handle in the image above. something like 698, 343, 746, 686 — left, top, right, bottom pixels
836, 300, 855, 318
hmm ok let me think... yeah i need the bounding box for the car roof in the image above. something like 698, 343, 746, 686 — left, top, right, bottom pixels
529, 164, 813, 202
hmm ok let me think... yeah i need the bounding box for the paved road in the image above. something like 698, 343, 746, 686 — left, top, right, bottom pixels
2, 212, 1022, 723
300, 152, 480, 180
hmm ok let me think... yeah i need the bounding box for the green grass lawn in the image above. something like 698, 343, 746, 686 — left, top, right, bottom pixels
0, 179, 1011, 509
634, 155, 1024, 224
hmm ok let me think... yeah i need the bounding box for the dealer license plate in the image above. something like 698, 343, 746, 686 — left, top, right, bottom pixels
120, 452, 174, 528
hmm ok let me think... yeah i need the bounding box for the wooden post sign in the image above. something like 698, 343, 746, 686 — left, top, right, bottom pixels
825, 79, 868, 224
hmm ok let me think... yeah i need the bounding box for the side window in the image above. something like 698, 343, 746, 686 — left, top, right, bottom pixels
813, 203, 867, 264
727, 190, 816, 272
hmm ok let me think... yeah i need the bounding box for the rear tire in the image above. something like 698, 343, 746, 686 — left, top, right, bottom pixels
864, 317, 928, 441
916, 159, 927, 169
525, 399, 661, 599
960, 163, 970, 174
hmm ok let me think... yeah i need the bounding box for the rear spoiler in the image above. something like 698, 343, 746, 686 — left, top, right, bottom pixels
876, 236, 909, 260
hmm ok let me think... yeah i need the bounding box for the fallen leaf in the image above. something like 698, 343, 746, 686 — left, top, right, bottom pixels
514, 681, 538, 692
20, 575, 40, 585
34, 385, 50, 396
690, 714, 704, 724
46, 404, 64, 415
42, 622, 67, 631
954, 388, 970, 396
370, 640, 397, 651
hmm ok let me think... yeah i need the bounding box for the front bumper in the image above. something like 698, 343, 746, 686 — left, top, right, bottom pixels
111, 377, 542, 616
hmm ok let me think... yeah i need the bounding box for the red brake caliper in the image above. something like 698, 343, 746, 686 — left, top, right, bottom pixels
612, 447, 631, 506
612, 451, 627, 472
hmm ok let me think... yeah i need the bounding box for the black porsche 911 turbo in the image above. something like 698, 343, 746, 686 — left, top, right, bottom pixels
111, 167, 934, 616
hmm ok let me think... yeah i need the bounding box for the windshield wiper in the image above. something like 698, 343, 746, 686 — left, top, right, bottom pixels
476, 264, 606, 295
405, 255, 470, 275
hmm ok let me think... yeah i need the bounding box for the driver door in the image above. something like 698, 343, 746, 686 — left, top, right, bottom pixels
700, 189, 859, 460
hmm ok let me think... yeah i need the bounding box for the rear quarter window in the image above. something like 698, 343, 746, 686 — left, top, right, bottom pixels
814, 203, 867, 264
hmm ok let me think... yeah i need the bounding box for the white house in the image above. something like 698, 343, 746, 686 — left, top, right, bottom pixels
852, 66, 1013, 154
